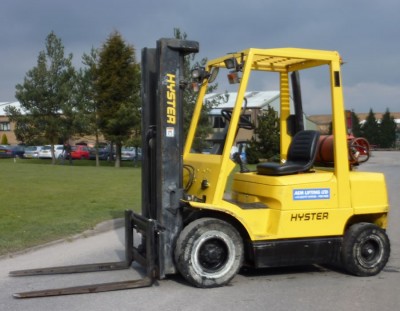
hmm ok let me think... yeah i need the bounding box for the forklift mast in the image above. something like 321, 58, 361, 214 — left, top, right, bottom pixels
10, 39, 200, 298
141, 38, 199, 276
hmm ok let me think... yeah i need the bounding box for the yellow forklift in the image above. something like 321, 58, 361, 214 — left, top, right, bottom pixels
11, 39, 390, 297
180, 46, 390, 287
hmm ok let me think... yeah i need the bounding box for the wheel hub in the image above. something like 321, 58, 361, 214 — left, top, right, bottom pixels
358, 236, 383, 268
361, 241, 377, 259
198, 238, 228, 271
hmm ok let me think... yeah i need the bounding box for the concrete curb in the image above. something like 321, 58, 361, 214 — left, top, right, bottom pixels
0, 218, 125, 260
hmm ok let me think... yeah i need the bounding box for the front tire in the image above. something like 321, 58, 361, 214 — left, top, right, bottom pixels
174, 218, 244, 288
341, 222, 390, 276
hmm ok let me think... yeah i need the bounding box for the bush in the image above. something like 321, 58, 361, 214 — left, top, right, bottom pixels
245, 144, 260, 164
1, 133, 8, 145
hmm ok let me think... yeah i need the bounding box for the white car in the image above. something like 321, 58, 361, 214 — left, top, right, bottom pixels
121, 147, 142, 161
23, 146, 43, 159
38, 145, 64, 159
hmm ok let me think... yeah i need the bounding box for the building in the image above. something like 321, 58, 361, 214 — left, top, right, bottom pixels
0, 101, 100, 146
0, 102, 19, 144
205, 91, 318, 144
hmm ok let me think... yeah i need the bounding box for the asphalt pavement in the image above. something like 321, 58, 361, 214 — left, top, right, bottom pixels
1, 151, 399, 311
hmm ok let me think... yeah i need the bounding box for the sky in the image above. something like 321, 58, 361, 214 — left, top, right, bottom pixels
1, 0, 400, 115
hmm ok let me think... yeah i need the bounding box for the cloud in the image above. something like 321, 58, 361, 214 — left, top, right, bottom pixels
344, 82, 400, 113
0, 0, 400, 115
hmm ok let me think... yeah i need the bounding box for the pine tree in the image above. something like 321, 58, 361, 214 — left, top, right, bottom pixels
76, 48, 103, 166
95, 31, 140, 167
379, 108, 397, 148
246, 105, 280, 163
351, 111, 362, 137
361, 109, 379, 146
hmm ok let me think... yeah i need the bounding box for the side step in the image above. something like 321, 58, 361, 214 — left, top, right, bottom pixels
10, 210, 157, 298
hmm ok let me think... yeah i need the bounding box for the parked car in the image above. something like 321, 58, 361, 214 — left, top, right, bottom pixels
121, 147, 135, 161
38, 145, 64, 159
0, 145, 25, 158
88, 147, 96, 160
121, 147, 142, 161
89, 145, 112, 160
23, 146, 43, 159
0, 145, 13, 158
69, 145, 90, 159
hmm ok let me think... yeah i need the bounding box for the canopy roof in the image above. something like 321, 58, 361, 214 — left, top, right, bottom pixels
208, 47, 342, 72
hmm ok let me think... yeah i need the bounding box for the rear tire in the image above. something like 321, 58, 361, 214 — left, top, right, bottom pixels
174, 218, 244, 288
341, 222, 390, 276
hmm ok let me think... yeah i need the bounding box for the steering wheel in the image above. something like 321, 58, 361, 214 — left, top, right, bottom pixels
349, 137, 370, 164
221, 109, 254, 130
221, 98, 254, 130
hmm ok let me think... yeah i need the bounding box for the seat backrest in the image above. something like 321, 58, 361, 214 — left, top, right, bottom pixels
256, 130, 320, 176
287, 130, 320, 163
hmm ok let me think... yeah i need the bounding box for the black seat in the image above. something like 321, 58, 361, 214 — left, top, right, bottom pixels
257, 130, 320, 176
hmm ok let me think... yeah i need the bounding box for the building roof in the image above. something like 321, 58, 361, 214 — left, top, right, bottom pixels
205, 91, 280, 115
0, 102, 21, 116
205, 91, 319, 131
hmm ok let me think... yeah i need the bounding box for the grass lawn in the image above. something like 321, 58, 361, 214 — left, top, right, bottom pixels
0, 158, 141, 256
0, 157, 253, 256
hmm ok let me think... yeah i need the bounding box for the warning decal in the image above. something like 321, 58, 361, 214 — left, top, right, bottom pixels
166, 127, 175, 137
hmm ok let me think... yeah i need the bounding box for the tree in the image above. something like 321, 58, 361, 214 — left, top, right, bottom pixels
379, 108, 397, 148
95, 31, 141, 167
174, 28, 218, 144
351, 111, 362, 137
76, 48, 103, 166
328, 122, 333, 135
246, 105, 280, 164
6, 32, 76, 164
361, 109, 380, 146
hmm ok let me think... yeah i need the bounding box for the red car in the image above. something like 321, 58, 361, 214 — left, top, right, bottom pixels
69, 145, 90, 159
